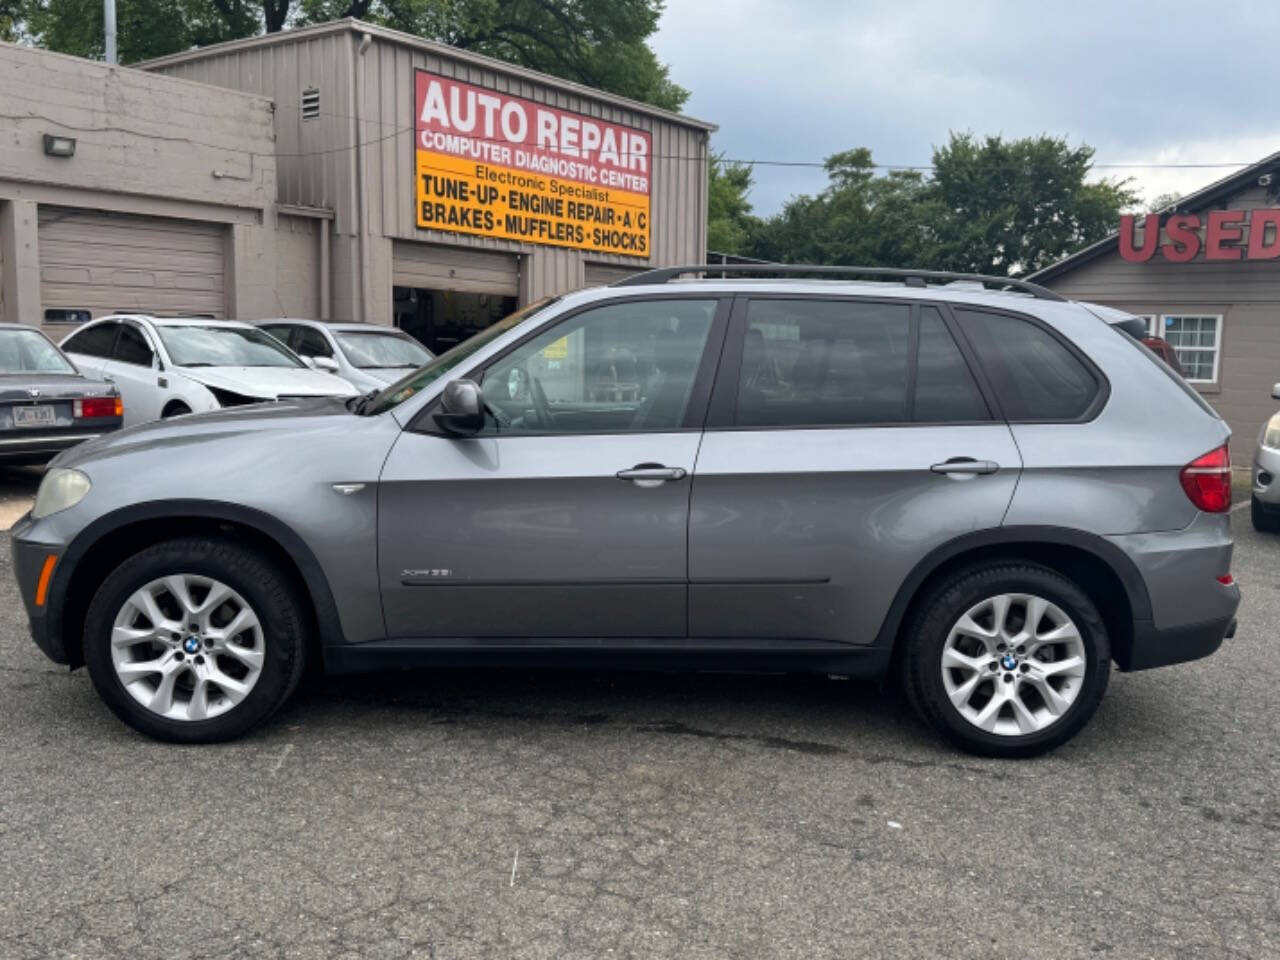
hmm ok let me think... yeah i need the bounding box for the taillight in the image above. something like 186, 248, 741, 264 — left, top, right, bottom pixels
74, 396, 122, 419
1180, 443, 1231, 513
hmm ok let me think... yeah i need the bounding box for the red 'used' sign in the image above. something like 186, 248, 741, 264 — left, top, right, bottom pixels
1119, 209, 1280, 262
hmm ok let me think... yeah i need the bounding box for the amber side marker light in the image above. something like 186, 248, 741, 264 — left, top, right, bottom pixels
35, 555, 57, 607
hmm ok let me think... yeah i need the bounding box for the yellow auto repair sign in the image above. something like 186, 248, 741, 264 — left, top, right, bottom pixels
414, 70, 651, 258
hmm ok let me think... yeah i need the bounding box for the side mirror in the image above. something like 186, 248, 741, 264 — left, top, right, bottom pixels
312, 355, 340, 374
1272, 382, 1280, 401
434, 379, 485, 437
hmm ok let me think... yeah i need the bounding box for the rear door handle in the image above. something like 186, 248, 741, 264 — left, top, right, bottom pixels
930, 458, 999, 476
616, 463, 688, 486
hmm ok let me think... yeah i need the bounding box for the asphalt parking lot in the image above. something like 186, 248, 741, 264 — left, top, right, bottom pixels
0, 496, 1276, 959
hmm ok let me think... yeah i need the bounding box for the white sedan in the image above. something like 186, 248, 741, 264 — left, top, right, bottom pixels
60, 315, 357, 426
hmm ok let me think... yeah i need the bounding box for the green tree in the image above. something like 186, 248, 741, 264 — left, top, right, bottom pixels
746, 134, 1136, 277
706, 154, 756, 254
19, 0, 686, 111
925, 133, 1137, 276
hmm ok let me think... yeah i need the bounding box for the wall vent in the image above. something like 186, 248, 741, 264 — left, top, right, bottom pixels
301, 88, 320, 121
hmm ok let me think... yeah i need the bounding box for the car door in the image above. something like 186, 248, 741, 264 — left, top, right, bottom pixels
688, 297, 1022, 645
60, 320, 119, 379
378, 296, 729, 640
100, 321, 164, 423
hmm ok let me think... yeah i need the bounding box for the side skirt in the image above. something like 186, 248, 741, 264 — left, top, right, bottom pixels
323, 637, 893, 678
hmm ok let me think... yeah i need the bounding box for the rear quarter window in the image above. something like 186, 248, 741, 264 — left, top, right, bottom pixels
954, 308, 1100, 421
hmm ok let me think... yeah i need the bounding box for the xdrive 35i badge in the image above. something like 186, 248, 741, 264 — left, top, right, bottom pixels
401, 568, 453, 578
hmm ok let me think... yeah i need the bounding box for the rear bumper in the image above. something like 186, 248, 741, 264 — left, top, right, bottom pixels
0, 426, 119, 460
1121, 615, 1236, 671
10, 532, 65, 664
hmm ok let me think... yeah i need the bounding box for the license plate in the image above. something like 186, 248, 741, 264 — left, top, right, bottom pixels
12, 405, 56, 428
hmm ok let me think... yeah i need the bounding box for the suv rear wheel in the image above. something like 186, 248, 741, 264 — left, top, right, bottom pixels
903, 562, 1111, 758
82, 538, 308, 743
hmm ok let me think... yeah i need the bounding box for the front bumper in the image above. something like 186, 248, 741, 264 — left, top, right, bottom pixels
1253, 441, 1280, 505
10, 526, 67, 665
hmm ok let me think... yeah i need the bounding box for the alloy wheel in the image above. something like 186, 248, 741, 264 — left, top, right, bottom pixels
109, 574, 265, 722
941, 592, 1087, 737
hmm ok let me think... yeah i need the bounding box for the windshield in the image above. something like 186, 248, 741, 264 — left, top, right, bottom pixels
336, 331, 434, 369
362, 298, 558, 416
156, 325, 305, 369
0, 329, 77, 375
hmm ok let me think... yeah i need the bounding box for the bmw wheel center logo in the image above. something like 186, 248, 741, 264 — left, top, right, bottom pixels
183, 636, 201, 655
1001, 654, 1018, 671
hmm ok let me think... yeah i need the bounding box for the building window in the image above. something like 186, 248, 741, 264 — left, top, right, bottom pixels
301, 88, 320, 120
1144, 314, 1222, 384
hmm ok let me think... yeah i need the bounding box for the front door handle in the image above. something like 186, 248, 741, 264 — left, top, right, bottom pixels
616, 463, 688, 487
930, 458, 999, 476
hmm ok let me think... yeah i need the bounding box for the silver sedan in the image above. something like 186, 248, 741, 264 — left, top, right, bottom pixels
1252, 382, 1280, 531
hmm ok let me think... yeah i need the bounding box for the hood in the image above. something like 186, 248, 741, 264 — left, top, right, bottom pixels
180, 366, 357, 399
0, 374, 117, 402
52, 395, 356, 469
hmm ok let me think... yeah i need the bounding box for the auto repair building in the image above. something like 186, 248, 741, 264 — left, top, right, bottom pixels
0, 21, 714, 352
1031, 152, 1280, 461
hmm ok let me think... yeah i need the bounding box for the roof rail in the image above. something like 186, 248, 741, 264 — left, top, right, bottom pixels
612, 263, 1067, 301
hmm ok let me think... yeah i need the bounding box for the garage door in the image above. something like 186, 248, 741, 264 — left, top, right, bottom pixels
392, 242, 519, 295
584, 262, 644, 287
39, 208, 226, 319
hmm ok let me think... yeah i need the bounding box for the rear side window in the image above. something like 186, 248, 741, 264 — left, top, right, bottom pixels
737, 299, 910, 426
62, 322, 118, 359
914, 307, 990, 422
954, 309, 1099, 421
114, 325, 154, 366
293, 326, 334, 358
260, 324, 296, 349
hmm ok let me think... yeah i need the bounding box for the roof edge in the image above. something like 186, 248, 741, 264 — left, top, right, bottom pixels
1029, 148, 1280, 283
137, 18, 718, 133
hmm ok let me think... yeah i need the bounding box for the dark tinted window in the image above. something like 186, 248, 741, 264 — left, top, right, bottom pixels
955, 309, 1098, 420
737, 299, 910, 426
293, 326, 333, 358
62, 322, 118, 359
114, 325, 153, 366
914, 308, 989, 422
259, 325, 297, 349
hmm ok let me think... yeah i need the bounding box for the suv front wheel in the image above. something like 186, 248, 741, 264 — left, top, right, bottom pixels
82, 538, 308, 743
903, 562, 1111, 758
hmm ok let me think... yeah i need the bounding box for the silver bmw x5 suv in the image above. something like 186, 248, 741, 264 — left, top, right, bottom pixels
11, 266, 1240, 757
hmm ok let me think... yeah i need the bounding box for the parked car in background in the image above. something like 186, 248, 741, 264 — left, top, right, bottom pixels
0, 324, 122, 463
13, 266, 1239, 757
60, 316, 357, 426
257, 320, 434, 393
1251, 381, 1280, 532
1141, 336, 1185, 377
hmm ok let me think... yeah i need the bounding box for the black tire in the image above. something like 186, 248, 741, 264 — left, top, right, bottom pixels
162, 402, 191, 419
1251, 496, 1280, 533
902, 562, 1111, 759
82, 538, 308, 743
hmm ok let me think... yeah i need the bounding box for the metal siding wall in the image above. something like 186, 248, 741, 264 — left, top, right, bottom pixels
147, 36, 356, 233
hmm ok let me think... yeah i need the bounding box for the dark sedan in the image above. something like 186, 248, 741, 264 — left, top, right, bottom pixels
0, 324, 122, 463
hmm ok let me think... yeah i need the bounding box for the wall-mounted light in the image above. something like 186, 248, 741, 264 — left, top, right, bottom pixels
43, 134, 76, 158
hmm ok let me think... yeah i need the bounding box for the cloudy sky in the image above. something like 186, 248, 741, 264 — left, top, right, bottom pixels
652, 0, 1280, 216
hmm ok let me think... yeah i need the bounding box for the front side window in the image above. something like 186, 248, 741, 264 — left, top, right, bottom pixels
0, 330, 77, 374
293, 326, 334, 359
114, 325, 154, 367
736, 299, 911, 427
155, 325, 304, 369
336, 331, 433, 370
955, 308, 1099, 420
259, 324, 298, 350
1146, 314, 1222, 384
481, 299, 718, 434
62, 322, 118, 359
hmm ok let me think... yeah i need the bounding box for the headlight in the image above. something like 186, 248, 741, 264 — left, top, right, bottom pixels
32, 468, 92, 519
1265, 412, 1280, 450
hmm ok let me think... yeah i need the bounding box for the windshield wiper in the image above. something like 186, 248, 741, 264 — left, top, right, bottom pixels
180, 362, 217, 368
350, 387, 381, 415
